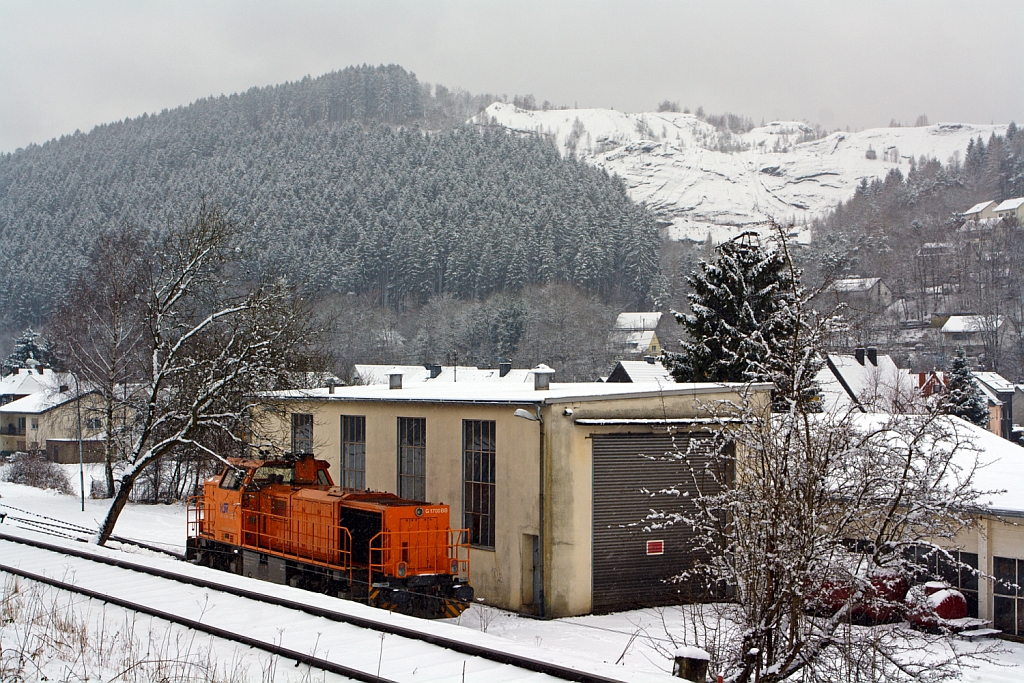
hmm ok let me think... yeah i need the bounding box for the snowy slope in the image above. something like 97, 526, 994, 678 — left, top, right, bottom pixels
474, 103, 1006, 243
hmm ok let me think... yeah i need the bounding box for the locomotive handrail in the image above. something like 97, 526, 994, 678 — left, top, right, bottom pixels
368, 527, 471, 587
242, 506, 353, 572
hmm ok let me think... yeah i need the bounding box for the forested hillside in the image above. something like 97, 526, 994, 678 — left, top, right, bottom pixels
0, 65, 662, 336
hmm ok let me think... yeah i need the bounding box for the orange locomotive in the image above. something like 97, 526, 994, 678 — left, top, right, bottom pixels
186, 454, 473, 618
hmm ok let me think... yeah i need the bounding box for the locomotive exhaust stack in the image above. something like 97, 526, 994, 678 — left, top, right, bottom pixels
186, 454, 472, 619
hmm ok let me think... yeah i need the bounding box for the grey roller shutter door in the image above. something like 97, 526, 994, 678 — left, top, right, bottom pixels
592, 432, 722, 613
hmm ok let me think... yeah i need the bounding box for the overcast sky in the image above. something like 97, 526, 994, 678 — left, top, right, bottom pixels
1, 0, 1022, 153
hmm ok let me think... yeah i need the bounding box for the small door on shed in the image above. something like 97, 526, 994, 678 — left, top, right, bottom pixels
592, 432, 723, 613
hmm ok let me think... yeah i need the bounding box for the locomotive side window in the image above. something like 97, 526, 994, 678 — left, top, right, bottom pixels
341, 415, 366, 489
219, 467, 246, 490
291, 413, 314, 456
397, 417, 426, 501
463, 420, 496, 548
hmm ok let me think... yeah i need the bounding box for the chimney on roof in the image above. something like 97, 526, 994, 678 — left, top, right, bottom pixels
643, 355, 656, 364
499, 361, 511, 377
12, 368, 17, 375
428, 364, 442, 379
532, 364, 556, 391
328, 379, 335, 394
855, 347, 866, 365
389, 372, 403, 390
866, 347, 877, 366
37, 367, 44, 375
59, 384, 69, 393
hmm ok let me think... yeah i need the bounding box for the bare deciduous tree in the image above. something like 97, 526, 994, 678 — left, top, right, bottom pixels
52, 203, 327, 544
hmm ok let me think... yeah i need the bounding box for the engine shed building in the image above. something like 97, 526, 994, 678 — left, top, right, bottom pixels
256, 371, 770, 618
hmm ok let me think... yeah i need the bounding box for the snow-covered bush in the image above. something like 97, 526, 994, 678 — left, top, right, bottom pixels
2, 452, 73, 495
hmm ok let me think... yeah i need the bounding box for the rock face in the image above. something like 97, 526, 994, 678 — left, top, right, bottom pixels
476, 103, 1006, 243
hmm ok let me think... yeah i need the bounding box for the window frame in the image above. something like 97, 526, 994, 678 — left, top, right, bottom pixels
340, 415, 366, 490
397, 417, 426, 501
291, 413, 314, 456
463, 419, 496, 549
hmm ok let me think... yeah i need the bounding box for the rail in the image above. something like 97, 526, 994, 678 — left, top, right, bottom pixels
0, 529, 631, 683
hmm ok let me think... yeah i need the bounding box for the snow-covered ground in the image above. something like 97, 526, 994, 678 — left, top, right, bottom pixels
475, 103, 1006, 243
2, 475, 1022, 681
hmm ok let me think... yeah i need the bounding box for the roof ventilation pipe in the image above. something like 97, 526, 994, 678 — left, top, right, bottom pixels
855, 347, 866, 365
531, 364, 556, 391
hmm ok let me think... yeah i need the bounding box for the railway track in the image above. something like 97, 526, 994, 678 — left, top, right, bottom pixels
0, 528, 660, 683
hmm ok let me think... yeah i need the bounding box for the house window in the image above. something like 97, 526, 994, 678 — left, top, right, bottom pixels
463, 420, 496, 548
994, 556, 1024, 635
397, 417, 426, 501
85, 417, 103, 430
291, 413, 313, 456
30, 418, 38, 430
340, 415, 366, 489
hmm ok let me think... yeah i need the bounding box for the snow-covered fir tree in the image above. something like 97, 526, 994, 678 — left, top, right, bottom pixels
2, 327, 57, 375
662, 232, 798, 385
940, 346, 990, 427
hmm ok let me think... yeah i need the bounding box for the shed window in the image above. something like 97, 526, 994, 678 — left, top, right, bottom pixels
291, 413, 313, 456
994, 556, 1024, 635
463, 420, 496, 548
341, 415, 366, 489
397, 417, 426, 501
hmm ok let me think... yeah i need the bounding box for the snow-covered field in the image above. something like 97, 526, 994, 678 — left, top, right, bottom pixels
476, 103, 1006, 243
2, 475, 1022, 681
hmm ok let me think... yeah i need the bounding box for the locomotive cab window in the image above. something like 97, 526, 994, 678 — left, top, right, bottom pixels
252, 465, 295, 485
219, 467, 246, 490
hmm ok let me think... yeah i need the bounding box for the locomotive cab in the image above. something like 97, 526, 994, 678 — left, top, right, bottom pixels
187, 454, 472, 618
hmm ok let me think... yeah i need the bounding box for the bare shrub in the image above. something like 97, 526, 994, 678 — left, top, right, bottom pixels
2, 452, 74, 494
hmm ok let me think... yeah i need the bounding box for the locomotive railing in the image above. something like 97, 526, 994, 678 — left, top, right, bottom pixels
186, 496, 205, 539
368, 527, 471, 586
240, 506, 353, 573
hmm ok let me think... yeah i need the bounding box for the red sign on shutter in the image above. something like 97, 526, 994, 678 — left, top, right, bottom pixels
646, 540, 665, 556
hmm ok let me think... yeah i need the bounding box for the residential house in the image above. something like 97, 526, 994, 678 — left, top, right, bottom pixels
0, 387, 104, 461
826, 277, 893, 313
255, 368, 770, 617
963, 200, 999, 222
940, 315, 1004, 359
607, 312, 663, 357
993, 197, 1024, 222
916, 369, 1015, 441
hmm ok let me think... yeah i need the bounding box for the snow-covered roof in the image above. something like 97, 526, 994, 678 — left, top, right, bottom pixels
613, 312, 662, 331
964, 200, 996, 216
353, 364, 533, 385
973, 371, 1016, 395
994, 197, 1024, 213
0, 367, 66, 398
853, 413, 1024, 516
815, 353, 918, 413
267, 380, 769, 406
831, 277, 881, 293
0, 388, 80, 415
608, 330, 657, 352
941, 315, 1004, 333
607, 360, 673, 384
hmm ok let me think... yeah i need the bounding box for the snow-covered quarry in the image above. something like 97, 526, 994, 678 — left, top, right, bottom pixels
476, 103, 1006, 242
